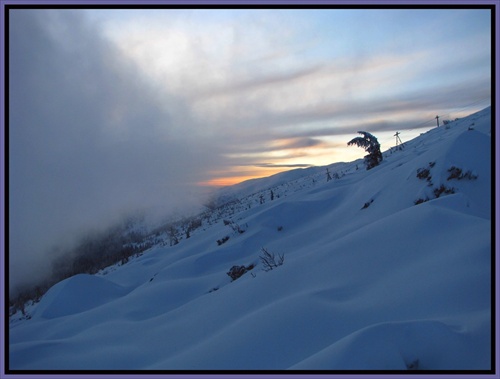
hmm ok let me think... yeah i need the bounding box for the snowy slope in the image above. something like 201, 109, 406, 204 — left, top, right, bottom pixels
9, 107, 492, 371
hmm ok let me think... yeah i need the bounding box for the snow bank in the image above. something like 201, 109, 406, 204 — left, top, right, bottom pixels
291, 317, 490, 370
31, 274, 128, 319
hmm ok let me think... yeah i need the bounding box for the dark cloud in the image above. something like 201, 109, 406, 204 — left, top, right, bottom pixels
253, 163, 314, 168
274, 120, 423, 140
224, 137, 325, 156
283, 82, 489, 131
281, 137, 325, 149
8, 10, 224, 294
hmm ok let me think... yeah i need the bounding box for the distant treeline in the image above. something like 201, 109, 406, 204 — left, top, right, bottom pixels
9, 209, 214, 317
9, 220, 152, 317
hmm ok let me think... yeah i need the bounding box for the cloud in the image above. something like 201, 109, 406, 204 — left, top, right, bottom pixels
252, 163, 314, 168
97, 9, 490, 173
8, 10, 226, 294
192, 64, 325, 100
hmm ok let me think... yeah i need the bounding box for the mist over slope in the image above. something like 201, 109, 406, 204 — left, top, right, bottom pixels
9, 107, 492, 371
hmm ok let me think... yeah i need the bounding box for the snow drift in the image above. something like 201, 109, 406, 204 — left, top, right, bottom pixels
8, 107, 493, 371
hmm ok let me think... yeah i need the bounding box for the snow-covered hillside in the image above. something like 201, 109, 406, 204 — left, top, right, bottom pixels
9, 107, 493, 371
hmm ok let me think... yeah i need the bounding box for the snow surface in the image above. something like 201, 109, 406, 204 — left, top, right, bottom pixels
9, 107, 493, 371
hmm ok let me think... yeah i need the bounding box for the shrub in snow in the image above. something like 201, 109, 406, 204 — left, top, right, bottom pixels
447, 166, 462, 180
433, 184, 455, 198
414, 182, 455, 205
416, 168, 431, 180
406, 359, 419, 370
217, 236, 230, 246
228, 221, 247, 234
416, 162, 436, 186
184, 217, 202, 239
361, 199, 374, 209
260, 247, 285, 272
414, 197, 429, 205
447, 166, 478, 181
347, 131, 383, 170
226, 264, 255, 281
326, 168, 333, 182
223, 219, 245, 233
416, 168, 433, 186
167, 226, 179, 246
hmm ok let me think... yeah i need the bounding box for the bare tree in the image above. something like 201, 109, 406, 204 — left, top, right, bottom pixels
259, 247, 284, 271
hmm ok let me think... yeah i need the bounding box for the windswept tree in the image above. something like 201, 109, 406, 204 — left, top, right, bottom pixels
347, 131, 383, 170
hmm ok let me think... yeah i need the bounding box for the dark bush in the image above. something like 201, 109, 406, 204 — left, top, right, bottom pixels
361, 199, 374, 209
447, 166, 462, 180
217, 236, 230, 246
433, 184, 455, 198
447, 166, 478, 181
226, 264, 255, 281
414, 197, 429, 205
416, 168, 431, 180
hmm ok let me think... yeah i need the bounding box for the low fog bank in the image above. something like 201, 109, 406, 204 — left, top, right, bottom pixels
9, 186, 215, 299
8, 10, 224, 296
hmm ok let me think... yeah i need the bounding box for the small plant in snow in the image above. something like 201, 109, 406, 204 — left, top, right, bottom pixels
406, 359, 419, 370
217, 236, 230, 246
260, 247, 285, 271
416, 162, 436, 186
414, 182, 455, 205
167, 226, 179, 246
417, 162, 435, 180
226, 264, 255, 281
447, 166, 478, 181
361, 199, 374, 209
414, 197, 429, 205
224, 220, 247, 234
326, 168, 333, 182
433, 184, 455, 198
229, 221, 247, 234
416, 167, 431, 180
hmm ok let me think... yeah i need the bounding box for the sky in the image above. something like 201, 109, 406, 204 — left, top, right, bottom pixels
7, 7, 491, 294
